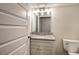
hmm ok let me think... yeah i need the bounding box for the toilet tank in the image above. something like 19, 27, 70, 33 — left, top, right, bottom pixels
63, 39, 79, 53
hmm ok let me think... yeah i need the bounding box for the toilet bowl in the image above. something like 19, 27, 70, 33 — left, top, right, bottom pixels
63, 39, 79, 55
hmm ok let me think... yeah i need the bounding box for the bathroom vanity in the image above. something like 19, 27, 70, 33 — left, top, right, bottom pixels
30, 33, 56, 55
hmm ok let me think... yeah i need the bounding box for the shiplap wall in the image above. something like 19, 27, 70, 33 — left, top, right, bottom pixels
0, 3, 29, 55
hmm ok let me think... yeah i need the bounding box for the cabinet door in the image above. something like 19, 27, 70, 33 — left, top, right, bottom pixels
31, 39, 55, 55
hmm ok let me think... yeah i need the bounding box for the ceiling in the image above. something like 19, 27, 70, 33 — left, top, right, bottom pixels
28, 3, 79, 8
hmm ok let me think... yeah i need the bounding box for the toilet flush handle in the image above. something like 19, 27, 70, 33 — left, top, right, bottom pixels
66, 42, 69, 45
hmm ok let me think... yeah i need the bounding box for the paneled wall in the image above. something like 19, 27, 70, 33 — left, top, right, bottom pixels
0, 3, 29, 55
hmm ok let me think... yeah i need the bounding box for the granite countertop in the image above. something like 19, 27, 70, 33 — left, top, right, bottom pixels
30, 33, 56, 41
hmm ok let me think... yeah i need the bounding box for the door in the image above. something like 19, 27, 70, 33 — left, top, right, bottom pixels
0, 3, 29, 55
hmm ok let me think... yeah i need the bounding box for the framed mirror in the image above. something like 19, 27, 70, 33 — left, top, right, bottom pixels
30, 7, 53, 34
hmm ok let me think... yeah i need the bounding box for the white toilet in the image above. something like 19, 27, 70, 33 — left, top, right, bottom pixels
63, 39, 79, 55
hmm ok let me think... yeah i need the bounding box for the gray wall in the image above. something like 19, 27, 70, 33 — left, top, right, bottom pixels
51, 5, 79, 54
0, 3, 29, 55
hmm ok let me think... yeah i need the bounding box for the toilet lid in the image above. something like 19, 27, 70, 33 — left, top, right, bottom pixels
68, 52, 79, 55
